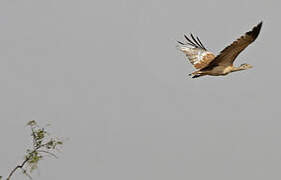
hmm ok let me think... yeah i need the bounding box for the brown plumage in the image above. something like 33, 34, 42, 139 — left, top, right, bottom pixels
177, 22, 262, 78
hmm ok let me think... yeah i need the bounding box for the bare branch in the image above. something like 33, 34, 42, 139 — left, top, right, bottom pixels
7, 158, 29, 180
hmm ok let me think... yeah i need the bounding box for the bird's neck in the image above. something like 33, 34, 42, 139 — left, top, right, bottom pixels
231, 66, 245, 72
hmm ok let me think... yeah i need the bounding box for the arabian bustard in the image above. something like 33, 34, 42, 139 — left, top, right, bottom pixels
177, 22, 262, 78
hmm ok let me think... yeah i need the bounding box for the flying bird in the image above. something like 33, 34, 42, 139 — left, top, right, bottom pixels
177, 22, 262, 78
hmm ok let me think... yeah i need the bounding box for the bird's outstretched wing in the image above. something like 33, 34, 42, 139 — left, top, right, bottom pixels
177, 34, 215, 69
204, 22, 262, 69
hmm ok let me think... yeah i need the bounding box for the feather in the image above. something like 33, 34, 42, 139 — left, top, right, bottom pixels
203, 21, 262, 69
196, 36, 207, 50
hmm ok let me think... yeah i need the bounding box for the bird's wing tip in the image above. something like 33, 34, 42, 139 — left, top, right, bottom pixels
257, 21, 263, 28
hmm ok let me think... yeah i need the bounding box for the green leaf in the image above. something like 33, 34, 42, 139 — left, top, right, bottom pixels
57, 141, 63, 145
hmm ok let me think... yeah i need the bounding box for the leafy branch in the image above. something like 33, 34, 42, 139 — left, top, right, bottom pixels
1, 120, 64, 180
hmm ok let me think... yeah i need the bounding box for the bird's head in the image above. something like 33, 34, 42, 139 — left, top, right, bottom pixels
240, 63, 253, 69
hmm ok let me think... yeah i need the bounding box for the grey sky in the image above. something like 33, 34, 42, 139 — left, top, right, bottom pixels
1, 0, 281, 179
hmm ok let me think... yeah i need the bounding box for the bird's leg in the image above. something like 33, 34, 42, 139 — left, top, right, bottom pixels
188, 70, 208, 78
189, 70, 203, 76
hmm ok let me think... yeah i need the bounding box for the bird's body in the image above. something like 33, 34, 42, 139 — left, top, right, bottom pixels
177, 22, 262, 78
191, 64, 253, 77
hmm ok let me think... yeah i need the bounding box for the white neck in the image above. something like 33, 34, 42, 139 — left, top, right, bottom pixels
231, 66, 246, 72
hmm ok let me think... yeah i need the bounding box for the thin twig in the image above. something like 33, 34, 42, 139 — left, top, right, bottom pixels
37, 150, 58, 159
21, 169, 32, 180
6, 158, 29, 180
5, 121, 63, 180
6, 145, 42, 180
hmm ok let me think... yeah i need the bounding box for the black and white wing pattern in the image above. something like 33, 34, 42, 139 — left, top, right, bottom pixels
177, 34, 215, 69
